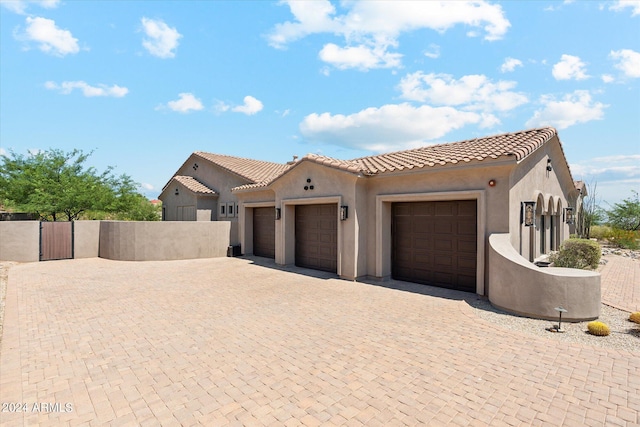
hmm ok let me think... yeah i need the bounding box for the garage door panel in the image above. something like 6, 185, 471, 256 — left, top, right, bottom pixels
434, 255, 453, 267
458, 239, 477, 253
457, 222, 476, 235
295, 204, 337, 273
435, 202, 454, 216
434, 221, 453, 233
413, 203, 435, 216
458, 201, 476, 216
407, 252, 433, 267
253, 207, 275, 258
458, 256, 476, 270
413, 216, 433, 228
434, 239, 453, 251
414, 237, 432, 249
393, 200, 477, 293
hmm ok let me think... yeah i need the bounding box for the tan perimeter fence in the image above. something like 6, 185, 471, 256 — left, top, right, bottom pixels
0, 221, 232, 263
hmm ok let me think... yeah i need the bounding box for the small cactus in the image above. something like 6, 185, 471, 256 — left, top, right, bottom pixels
587, 321, 610, 336
630, 312, 640, 324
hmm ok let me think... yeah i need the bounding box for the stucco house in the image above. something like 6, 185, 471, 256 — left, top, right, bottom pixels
160, 127, 600, 320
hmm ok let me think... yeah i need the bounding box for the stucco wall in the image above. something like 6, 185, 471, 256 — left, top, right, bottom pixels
488, 233, 600, 321
509, 137, 577, 261
74, 221, 100, 259
364, 162, 513, 289
235, 189, 276, 256
99, 221, 231, 261
0, 221, 40, 262
269, 161, 361, 279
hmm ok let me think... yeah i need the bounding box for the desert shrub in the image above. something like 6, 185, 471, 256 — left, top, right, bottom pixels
630, 312, 640, 324
608, 228, 640, 250
590, 225, 613, 241
549, 239, 601, 270
587, 321, 610, 336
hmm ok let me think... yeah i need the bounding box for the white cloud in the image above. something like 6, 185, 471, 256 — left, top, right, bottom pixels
552, 54, 589, 80
398, 72, 528, 114
0, 147, 6, 156
609, 0, 640, 16
526, 90, 607, 129
213, 100, 230, 113
268, 1, 510, 70
500, 57, 523, 73
163, 93, 204, 113
570, 154, 640, 204
141, 183, 155, 191
0, 0, 59, 14
423, 44, 440, 59
17, 16, 79, 56
231, 96, 264, 115
601, 74, 615, 83
318, 43, 402, 70
141, 17, 182, 59
300, 103, 482, 152
610, 49, 640, 78
45, 81, 129, 97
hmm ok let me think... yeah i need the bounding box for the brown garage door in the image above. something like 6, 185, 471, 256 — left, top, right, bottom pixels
392, 200, 477, 292
295, 204, 337, 273
253, 207, 275, 258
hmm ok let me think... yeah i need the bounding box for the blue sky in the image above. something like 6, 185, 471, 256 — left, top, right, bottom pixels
1, 0, 638, 205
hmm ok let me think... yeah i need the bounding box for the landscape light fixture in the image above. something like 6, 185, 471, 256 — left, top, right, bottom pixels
548, 306, 568, 333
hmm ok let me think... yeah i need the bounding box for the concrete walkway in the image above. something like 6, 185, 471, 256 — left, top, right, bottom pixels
599, 254, 640, 313
0, 257, 638, 426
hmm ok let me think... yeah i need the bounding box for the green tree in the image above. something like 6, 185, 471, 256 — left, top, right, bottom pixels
0, 148, 147, 221
607, 190, 640, 231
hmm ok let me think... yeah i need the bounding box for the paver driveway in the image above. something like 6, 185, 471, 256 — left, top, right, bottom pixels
0, 257, 638, 426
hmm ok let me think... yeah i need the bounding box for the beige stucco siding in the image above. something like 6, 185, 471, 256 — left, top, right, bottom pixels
235, 189, 277, 255
364, 163, 513, 288
176, 155, 248, 207
269, 161, 362, 279
509, 137, 576, 261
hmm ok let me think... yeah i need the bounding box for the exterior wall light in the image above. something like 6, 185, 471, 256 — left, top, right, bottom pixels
175, 188, 179, 196
546, 159, 552, 172
522, 201, 536, 227
340, 205, 348, 221
564, 207, 574, 224
275, 207, 281, 220
488, 179, 496, 187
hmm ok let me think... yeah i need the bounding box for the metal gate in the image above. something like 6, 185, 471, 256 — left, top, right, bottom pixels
40, 221, 74, 261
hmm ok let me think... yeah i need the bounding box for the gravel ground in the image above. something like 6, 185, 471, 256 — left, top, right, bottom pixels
468, 297, 639, 352
0, 261, 637, 354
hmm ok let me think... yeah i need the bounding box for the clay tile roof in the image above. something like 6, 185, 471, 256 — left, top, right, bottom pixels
303, 153, 370, 175
350, 127, 557, 174
194, 152, 291, 184
173, 175, 217, 195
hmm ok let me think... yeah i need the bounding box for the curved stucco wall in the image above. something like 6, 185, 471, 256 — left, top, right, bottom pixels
488, 233, 600, 321
99, 221, 231, 261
